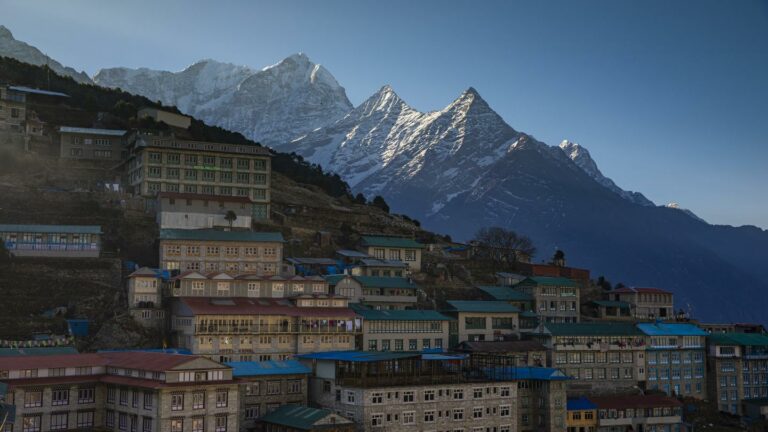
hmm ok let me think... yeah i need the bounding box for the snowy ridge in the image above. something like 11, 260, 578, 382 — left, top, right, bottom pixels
559, 140, 654, 206
0, 25, 92, 84
95, 53, 352, 147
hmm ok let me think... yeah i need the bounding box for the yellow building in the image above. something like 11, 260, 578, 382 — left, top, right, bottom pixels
566, 397, 597, 432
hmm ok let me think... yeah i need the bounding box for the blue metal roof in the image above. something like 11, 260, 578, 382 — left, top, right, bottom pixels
446, 301, 521, 313
568, 397, 597, 411
482, 366, 570, 381
226, 360, 311, 377
159, 229, 284, 242
0, 224, 101, 234
9, 85, 69, 97
0, 346, 78, 357
477, 286, 534, 301
296, 351, 419, 362
636, 322, 707, 336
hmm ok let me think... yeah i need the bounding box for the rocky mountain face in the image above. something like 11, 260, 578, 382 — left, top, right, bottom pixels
94, 54, 353, 147
0, 25, 92, 84
289, 85, 768, 324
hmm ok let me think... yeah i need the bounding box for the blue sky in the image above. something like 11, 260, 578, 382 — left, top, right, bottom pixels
4, 0, 768, 228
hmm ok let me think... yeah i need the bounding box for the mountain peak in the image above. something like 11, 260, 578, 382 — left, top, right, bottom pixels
0, 25, 13, 39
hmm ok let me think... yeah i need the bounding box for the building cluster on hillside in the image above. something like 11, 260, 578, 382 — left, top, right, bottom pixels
2, 85, 768, 432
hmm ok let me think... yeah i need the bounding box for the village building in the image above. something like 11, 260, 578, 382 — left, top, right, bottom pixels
58, 126, 127, 161
158, 229, 284, 274
125, 130, 271, 219
706, 332, 768, 415
357, 235, 423, 272
566, 397, 597, 432
699, 322, 767, 335
170, 297, 359, 362
226, 360, 311, 430
168, 272, 329, 298
297, 351, 568, 432
444, 301, 521, 347
348, 258, 408, 278
515, 277, 581, 323
531, 322, 646, 395
477, 285, 538, 330
259, 404, 354, 432
0, 84, 27, 132
138, 107, 192, 129
286, 258, 341, 277
454, 340, 548, 367
496, 272, 528, 287
156, 192, 256, 230
126, 267, 165, 328
637, 322, 708, 399
0, 224, 102, 258
324, 275, 418, 310
0, 351, 239, 432
589, 395, 684, 432
590, 300, 634, 321
352, 305, 452, 352
607, 287, 675, 321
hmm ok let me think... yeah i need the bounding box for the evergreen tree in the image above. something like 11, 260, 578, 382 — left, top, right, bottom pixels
371, 196, 390, 213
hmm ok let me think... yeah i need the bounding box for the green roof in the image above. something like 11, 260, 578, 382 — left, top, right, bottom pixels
447, 301, 521, 313
517, 276, 578, 288
708, 333, 768, 347
159, 229, 283, 242
0, 224, 101, 234
354, 276, 417, 289
360, 235, 424, 249
592, 300, 632, 308
478, 286, 534, 301
354, 306, 452, 321
544, 322, 643, 336
260, 405, 339, 430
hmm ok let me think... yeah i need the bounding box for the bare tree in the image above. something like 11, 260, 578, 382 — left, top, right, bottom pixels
472, 226, 536, 262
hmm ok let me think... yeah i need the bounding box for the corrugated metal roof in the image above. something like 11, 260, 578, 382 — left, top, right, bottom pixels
59, 126, 126, 136
260, 404, 339, 430
358, 258, 407, 268
708, 333, 768, 346
636, 322, 707, 336
355, 307, 452, 321
590, 395, 682, 410
477, 286, 533, 301
568, 397, 597, 411
0, 346, 78, 357
335, 249, 369, 258
360, 235, 424, 249
159, 229, 283, 243
8, 85, 69, 97
296, 351, 419, 362
611, 287, 673, 295
286, 257, 338, 266
544, 322, 643, 336
592, 300, 632, 308
516, 276, 578, 287
446, 301, 520, 313
226, 360, 310, 377
455, 340, 546, 353
354, 276, 417, 289
482, 366, 570, 381
0, 224, 101, 234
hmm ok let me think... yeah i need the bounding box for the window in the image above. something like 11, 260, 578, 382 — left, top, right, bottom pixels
119, 413, 128, 431
371, 414, 383, 427
171, 393, 184, 411
473, 407, 483, 419
52, 388, 69, 406
453, 389, 464, 400
373, 248, 385, 259
143, 392, 154, 409
424, 410, 435, 423
215, 415, 227, 432
50, 413, 68, 430
371, 392, 383, 404
191, 417, 204, 432
403, 391, 414, 402
192, 391, 205, 409
346, 391, 356, 404
267, 381, 281, 395
424, 389, 435, 401
403, 411, 415, 425
106, 411, 115, 428
288, 380, 302, 394
453, 408, 464, 420
77, 411, 94, 428
245, 406, 260, 419
170, 419, 183, 432
22, 415, 41, 432
120, 389, 129, 405
24, 390, 42, 407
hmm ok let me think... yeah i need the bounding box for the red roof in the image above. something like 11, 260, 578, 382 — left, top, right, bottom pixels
590, 395, 682, 410
157, 192, 254, 204
179, 297, 356, 318
99, 351, 208, 372
0, 352, 215, 375
0, 353, 105, 370
5, 375, 100, 390
612, 287, 672, 295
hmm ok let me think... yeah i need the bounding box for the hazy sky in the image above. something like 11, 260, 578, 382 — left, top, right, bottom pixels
4, 0, 768, 228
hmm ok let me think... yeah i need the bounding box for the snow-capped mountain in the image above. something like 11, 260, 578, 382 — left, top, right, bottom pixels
0, 25, 91, 84
665, 202, 706, 223
95, 54, 352, 146
559, 140, 654, 206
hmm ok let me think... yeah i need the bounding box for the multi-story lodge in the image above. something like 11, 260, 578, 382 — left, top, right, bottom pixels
324, 275, 418, 310
0, 224, 102, 258
226, 360, 311, 429
454, 340, 548, 367
297, 351, 568, 432
126, 267, 165, 328
168, 272, 329, 298
706, 332, 768, 415
532, 322, 646, 394
0, 351, 239, 432
607, 287, 675, 320
515, 277, 581, 323
444, 301, 521, 346
170, 296, 359, 362
158, 229, 284, 274
352, 305, 452, 352
477, 285, 539, 330
348, 258, 408, 278
589, 395, 683, 432
0, 84, 27, 132
125, 131, 272, 219
259, 405, 355, 432
156, 192, 256, 230
58, 126, 127, 161
637, 322, 707, 399
357, 235, 423, 272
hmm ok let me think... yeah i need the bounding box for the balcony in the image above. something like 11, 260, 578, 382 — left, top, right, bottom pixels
194, 324, 359, 334
361, 294, 417, 304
